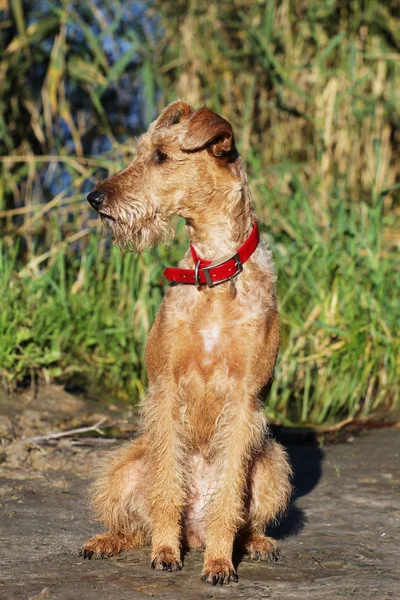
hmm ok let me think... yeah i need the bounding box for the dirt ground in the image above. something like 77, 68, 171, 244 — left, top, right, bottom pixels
0, 385, 399, 600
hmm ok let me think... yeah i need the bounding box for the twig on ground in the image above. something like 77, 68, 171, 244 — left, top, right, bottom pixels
311, 555, 326, 569
24, 417, 108, 443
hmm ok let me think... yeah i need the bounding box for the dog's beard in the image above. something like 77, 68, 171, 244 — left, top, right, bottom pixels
100, 198, 174, 252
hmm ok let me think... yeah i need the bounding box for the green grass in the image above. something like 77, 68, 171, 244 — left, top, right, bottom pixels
1, 187, 398, 423
0, 236, 166, 401
265, 185, 399, 424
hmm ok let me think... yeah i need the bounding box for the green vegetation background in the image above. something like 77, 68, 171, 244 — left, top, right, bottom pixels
0, 0, 399, 424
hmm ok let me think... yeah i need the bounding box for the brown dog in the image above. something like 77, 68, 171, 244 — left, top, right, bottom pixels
81, 100, 292, 585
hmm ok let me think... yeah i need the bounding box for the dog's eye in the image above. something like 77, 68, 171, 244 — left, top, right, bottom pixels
153, 149, 169, 164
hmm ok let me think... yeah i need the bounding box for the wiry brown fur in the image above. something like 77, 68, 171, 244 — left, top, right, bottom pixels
81, 100, 292, 585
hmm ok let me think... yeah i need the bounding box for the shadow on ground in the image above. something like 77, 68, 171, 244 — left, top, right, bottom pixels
268, 426, 324, 541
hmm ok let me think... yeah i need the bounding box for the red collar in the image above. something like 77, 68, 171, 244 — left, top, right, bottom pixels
164, 221, 259, 287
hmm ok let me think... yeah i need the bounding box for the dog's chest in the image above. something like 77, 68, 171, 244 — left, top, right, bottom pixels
167, 285, 265, 381
184, 303, 238, 368
199, 324, 221, 353
149, 284, 271, 451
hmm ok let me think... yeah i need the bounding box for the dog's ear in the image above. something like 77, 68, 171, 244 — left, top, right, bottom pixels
154, 99, 195, 129
180, 107, 235, 157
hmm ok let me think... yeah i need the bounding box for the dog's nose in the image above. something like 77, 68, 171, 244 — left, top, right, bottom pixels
87, 190, 105, 210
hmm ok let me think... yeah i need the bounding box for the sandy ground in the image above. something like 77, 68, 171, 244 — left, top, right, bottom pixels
0, 385, 399, 600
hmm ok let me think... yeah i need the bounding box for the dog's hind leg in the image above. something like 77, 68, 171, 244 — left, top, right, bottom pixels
80, 436, 151, 559
80, 530, 148, 560
241, 439, 292, 562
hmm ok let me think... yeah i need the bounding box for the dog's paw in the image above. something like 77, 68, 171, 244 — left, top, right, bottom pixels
245, 534, 280, 562
79, 533, 122, 560
150, 546, 182, 572
202, 558, 238, 585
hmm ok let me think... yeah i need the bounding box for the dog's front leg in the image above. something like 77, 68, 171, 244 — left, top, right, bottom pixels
202, 400, 267, 585
143, 387, 186, 572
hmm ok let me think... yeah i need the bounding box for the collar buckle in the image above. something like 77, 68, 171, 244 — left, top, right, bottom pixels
202, 252, 243, 288
194, 260, 202, 289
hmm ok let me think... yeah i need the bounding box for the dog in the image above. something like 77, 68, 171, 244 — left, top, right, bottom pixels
81, 100, 292, 585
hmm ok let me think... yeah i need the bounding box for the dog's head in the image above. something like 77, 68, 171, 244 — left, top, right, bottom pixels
87, 100, 242, 252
